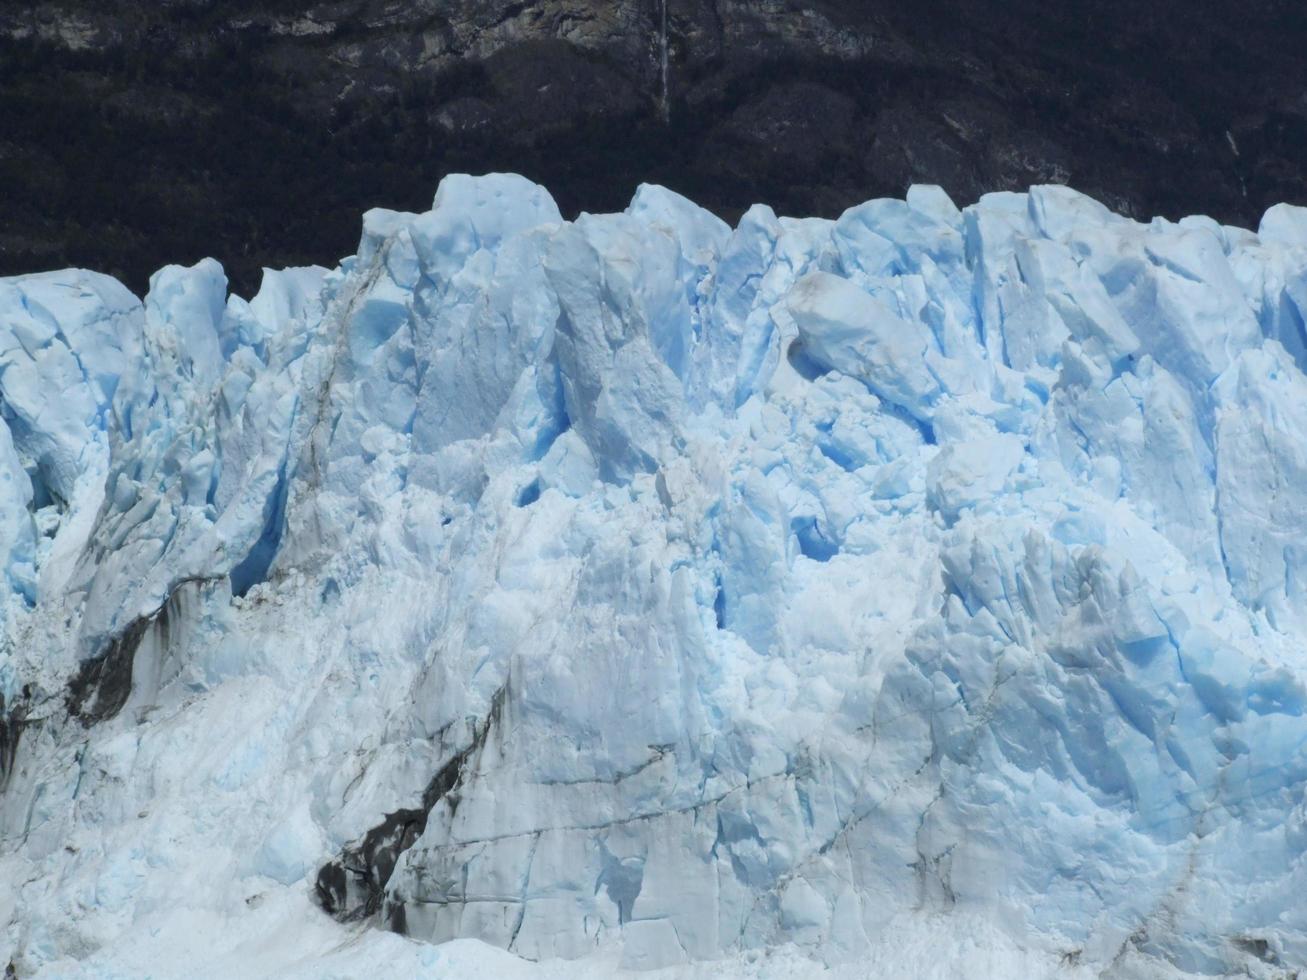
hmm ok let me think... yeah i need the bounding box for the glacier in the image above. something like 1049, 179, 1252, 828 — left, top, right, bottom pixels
2, 173, 1307, 978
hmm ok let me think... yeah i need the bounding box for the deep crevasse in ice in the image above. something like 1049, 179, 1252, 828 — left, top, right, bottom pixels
3, 175, 1307, 978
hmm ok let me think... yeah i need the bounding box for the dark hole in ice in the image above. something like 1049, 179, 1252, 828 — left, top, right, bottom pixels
321, 578, 341, 605
786, 340, 830, 381
792, 516, 839, 562
1232, 936, 1277, 964
515, 479, 542, 508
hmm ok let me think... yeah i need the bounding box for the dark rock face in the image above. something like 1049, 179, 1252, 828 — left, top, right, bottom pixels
0, 688, 32, 794
62, 580, 200, 727
316, 685, 505, 929
2, 0, 1305, 296
64, 611, 154, 726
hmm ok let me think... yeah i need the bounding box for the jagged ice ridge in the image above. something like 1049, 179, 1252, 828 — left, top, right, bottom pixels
3, 175, 1307, 978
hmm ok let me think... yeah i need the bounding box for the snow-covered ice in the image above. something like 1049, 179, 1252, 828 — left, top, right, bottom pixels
3, 174, 1307, 977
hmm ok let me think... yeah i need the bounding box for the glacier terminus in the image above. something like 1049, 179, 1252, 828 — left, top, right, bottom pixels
2, 175, 1307, 978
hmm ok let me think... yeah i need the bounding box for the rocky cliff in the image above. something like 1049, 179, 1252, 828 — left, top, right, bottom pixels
2, 0, 1306, 295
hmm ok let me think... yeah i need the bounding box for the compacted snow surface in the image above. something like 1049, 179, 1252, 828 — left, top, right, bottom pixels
2, 175, 1307, 978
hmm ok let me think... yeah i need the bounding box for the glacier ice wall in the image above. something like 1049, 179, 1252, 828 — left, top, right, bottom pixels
3, 174, 1307, 977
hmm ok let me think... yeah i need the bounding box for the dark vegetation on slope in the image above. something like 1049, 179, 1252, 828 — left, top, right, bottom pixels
2, 0, 1305, 296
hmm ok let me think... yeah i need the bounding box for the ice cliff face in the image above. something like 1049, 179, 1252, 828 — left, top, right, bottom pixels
3, 174, 1307, 978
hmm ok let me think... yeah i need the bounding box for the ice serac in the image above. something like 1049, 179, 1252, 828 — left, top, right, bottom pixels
2, 175, 1307, 979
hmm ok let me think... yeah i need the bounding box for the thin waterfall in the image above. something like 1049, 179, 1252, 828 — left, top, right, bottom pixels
658, 0, 670, 123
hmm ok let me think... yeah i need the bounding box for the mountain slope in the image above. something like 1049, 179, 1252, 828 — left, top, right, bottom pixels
2, 0, 1306, 295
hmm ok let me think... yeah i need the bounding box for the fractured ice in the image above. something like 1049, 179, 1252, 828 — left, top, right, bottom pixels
2, 174, 1307, 977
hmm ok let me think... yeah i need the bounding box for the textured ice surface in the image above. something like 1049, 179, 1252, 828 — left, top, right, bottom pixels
3, 174, 1307, 978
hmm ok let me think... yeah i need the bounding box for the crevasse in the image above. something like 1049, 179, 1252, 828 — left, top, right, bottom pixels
2, 175, 1307, 978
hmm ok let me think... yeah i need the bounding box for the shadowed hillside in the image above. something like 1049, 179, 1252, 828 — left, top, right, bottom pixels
2, 0, 1305, 295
